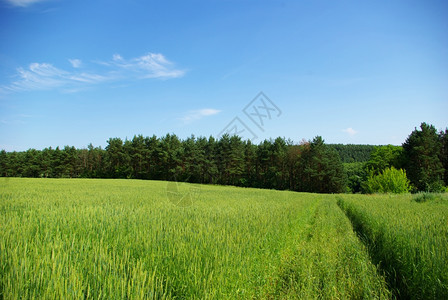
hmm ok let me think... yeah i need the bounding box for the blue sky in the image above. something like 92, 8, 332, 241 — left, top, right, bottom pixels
0, 0, 447, 151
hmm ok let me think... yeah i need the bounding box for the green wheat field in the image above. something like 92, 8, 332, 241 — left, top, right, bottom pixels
1, 178, 447, 299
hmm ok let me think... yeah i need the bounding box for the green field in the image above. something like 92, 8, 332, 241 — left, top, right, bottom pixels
1, 178, 447, 299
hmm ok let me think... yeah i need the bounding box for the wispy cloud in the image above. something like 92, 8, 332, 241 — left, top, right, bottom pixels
1, 62, 109, 93
68, 59, 82, 68
5, 0, 49, 7
342, 127, 358, 136
0, 52, 185, 93
108, 53, 186, 79
180, 108, 221, 123
112, 54, 123, 61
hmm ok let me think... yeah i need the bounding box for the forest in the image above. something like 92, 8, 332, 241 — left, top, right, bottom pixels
1, 122, 447, 194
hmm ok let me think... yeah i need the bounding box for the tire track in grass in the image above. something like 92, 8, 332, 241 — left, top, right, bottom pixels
336, 196, 404, 298
264, 197, 391, 299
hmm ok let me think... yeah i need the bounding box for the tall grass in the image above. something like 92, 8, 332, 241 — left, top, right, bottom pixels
265, 198, 390, 299
0, 178, 394, 299
337, 194, 448, 299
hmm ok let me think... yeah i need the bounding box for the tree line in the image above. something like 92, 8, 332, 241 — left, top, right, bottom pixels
0, 135, 351, 193
1, 122, 447, 193
346, 123, 447, 193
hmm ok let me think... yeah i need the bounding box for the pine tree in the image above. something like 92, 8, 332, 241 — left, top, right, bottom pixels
228, 135, 245, 186
23, 148, 41, 177
439, 129, 448, 186
129, 135, 148, 179
243, 140, 257, 187
0, 150, 8, 177
204, 136, 218, 184
299, 136, 346, 193
272, 137, 288, 189
159, 134, 183, 181
403, 123, 444, 192
256, 140, 273, 188
286, 143, 301, 191
183, 135, 206, 183
106, 138, 129, 178
144, 135, 160, 180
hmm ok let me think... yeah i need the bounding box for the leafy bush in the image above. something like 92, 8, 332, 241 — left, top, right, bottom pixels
362, 167, 411, 194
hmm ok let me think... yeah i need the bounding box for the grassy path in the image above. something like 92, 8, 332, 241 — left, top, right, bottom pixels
265, 197, 390, 299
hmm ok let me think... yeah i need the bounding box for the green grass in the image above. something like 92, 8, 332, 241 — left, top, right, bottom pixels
0, 178, 446, 299
1, 178, 309, 299
265, 198, 390, 299
337, 193, 448, 299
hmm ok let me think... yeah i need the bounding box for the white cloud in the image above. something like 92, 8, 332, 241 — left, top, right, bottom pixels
199, 109, 221, 116
180, 109, 221, 123
0, 52, 185, 93
69, 59, 82, 68
342, 127, 358, 136
1, 62, 108, 93
29, 63, 66, 77
5, 0, 48, 7
112, 54, 123, 61
7, 63, 66, 91
68, 72, 108, 84
109, 53, 185, 79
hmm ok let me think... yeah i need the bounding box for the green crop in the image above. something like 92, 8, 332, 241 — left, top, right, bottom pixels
338, 194, 448, 299
1, 178, 446, 299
